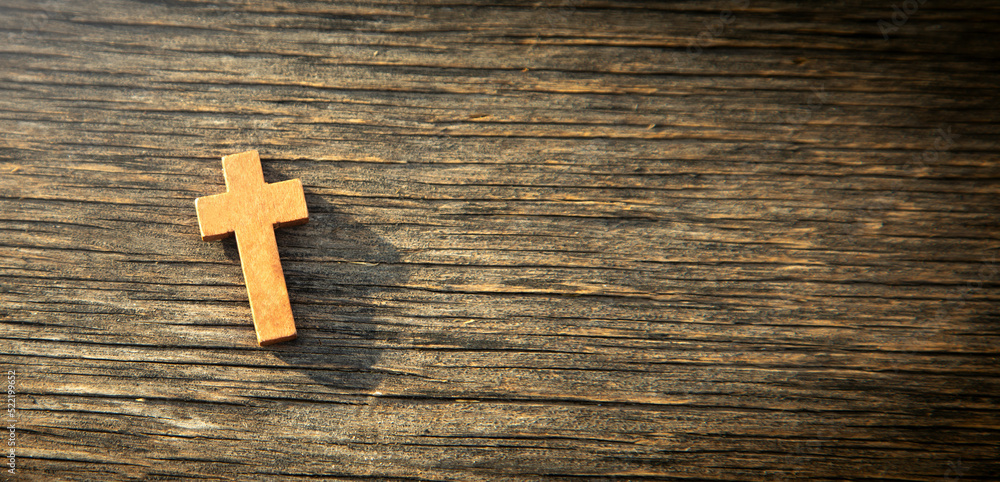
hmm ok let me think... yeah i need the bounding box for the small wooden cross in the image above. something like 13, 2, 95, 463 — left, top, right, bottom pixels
195, 150, 308, 346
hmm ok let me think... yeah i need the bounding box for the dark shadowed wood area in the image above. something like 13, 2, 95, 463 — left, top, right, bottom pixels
2, 1, 999, 480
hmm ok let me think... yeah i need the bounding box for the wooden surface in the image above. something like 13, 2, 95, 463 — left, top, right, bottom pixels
196, 150, 308, 345
2, 1, 999, 480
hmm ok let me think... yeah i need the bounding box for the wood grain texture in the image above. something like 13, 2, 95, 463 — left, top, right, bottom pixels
1, 0, 998, 480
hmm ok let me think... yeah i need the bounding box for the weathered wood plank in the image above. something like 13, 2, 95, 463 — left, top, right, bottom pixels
2, 0, 999, 480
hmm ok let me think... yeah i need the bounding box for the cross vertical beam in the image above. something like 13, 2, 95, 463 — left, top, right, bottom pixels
195, 150, 308, 345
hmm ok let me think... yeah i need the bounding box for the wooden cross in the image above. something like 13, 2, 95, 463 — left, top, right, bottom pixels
195, 150, 308, 346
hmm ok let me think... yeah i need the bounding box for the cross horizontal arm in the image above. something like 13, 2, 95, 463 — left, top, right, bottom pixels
195, 193, 234, 241
265, 179, 309, 228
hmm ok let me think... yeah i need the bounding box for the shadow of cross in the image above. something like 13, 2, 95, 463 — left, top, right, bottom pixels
195, 150, 308, 346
